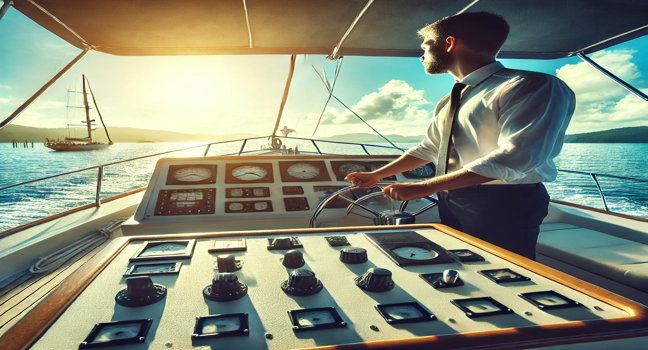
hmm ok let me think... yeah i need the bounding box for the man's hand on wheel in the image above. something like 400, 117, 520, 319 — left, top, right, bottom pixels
346, 172, 379, 188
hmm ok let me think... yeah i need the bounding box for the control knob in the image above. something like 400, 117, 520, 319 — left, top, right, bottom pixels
115, 276, 167, 307
281, 268, 323, 296
203, 273, 248, 301
282, 249, 305, 268
339, 247, 368, 264
216, 254, 242, 272
442, 269, 460, 285
355, 267, 394, 292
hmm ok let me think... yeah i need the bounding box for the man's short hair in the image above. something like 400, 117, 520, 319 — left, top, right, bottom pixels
418, 12, 510, 55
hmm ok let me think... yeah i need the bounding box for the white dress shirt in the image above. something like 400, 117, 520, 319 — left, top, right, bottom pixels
405, 61, 575, 184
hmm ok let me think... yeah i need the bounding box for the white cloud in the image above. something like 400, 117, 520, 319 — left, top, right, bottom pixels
313, 80, 433, 136
556, 49, 647, 133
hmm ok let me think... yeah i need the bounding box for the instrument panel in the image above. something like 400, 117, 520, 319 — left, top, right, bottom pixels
19, 225, 648, 350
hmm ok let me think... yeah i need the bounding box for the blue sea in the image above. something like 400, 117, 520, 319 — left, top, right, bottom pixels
0, 142, 646, 232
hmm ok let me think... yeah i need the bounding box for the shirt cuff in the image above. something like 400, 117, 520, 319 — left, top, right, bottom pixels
404, 146, 436, 163
463, 157, 526, 183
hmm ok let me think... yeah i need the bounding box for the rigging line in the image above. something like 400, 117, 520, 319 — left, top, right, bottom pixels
271, 54, 297, 139
85, 76, 114, 144
26, 0, 91, 48
311, 57, 344, 138
242, 0, 253, 48
311, 68, 404, 151
0, 49, 88, 129
456, 0, 481, 14
329, 0, 374, 60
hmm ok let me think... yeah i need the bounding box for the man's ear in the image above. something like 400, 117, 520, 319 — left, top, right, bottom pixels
445, 36, 456, 53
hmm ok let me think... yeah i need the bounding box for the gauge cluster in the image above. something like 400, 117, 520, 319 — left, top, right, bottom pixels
142, 155, 438, 221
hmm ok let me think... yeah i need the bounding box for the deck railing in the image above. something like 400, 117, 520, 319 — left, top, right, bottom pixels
1, 136, 646, 235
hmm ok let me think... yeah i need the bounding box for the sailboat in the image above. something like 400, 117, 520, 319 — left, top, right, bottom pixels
44, 74, 113, 151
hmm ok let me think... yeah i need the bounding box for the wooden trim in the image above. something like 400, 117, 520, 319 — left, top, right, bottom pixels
0, 237, 130, 350
551, 199, 648, 223
0, 188, 146, 239
3, 224, 647, 350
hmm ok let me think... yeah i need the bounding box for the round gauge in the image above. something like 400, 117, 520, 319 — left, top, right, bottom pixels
408, 164, 435, 178
229, 188, 244, 197
296, 310, 335, 327
382, 305, 424, 320
141, 242, 187, 256
391, 246, 439, 260
231, 165, 268, 181
253, 188, 266, 197
95, 324, 141, 342
338, 162, 367, 175
287, 162, 320, 179
173, 166, 213, 182
254, 202, 269, 211
201, 316, 241, 333
228, 202, 244, 211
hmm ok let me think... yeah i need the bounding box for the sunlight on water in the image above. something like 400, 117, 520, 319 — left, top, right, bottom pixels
0, 142, 646, 232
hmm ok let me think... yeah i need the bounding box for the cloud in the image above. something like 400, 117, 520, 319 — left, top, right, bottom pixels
556, 49, 647, 132
319, 80, 431, 127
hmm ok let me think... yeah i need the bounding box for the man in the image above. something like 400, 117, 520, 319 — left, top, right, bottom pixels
346, 12, 575, 259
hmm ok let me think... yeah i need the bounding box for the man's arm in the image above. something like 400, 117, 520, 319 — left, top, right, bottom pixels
346, 154, 429, 188
383, 168, 494, 200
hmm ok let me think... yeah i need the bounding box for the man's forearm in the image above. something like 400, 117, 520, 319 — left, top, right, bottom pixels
372, 154, 429, 179
424, 168, 494, 192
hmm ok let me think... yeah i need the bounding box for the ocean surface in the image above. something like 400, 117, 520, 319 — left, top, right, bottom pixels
1, 141, 646, 232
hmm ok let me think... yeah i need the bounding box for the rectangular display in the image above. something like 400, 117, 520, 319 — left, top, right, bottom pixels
154, 189, 215, 216
166, 164, 217, 185
225, 163, 274, 184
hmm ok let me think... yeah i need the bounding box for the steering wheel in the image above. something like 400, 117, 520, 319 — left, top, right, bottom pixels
309, 183, 438, 228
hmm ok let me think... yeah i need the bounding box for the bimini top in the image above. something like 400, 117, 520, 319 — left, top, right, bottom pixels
11, 0, 648, 59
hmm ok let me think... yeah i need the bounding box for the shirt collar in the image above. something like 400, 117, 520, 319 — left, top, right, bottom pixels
458, 61, 504, 86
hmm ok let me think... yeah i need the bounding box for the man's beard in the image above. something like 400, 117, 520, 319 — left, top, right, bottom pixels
423, 45, 453, 74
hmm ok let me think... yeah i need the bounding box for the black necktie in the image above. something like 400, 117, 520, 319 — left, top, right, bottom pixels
436, 82, 466, 176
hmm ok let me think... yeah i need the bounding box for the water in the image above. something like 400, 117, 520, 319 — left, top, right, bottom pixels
1, 142, 646, 232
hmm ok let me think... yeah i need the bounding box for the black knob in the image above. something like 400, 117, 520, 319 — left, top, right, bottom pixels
115, 276, 166, 307
281, 268, 323, 296
271, 237, 294, 249
355, 267, 394, 292
203, 273, 248, 301
442, 269, 460, 285
339, 247, 368, 264
217, 254, 242, 272
282, 249, 305, 268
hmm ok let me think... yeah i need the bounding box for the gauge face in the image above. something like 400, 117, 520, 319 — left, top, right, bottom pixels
95, 324, 141, 342
231, 165, 268, 181
338, 162, 367, 175
462, 300, 502, 313
140, 242, 187, 256
391, 246, 439, 260
408, 164, 435, 178
201, 316, 241, 334
382, 305, 424, 320
254, 202, 269, 211
173, 167, 212, 182
296, 310, 336, 327
287, 162, 320, 179
229, 188, 244, 197
228, 202, 244, 211
253, 188, 266, 197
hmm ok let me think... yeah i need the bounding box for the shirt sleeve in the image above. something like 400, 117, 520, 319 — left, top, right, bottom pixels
463, 74, 575, 182
404, 97, 449, 164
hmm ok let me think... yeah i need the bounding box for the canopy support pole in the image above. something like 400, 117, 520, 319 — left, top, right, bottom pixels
577, 52, 648, 102
328, 0, 374, 60
0, 49, 89, 129
270, 54, 297, 147
0, 1, 12, 22
242, 0, 253, 48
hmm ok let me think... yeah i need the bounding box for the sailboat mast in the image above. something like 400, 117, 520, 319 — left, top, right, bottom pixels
82, 74, 92, 140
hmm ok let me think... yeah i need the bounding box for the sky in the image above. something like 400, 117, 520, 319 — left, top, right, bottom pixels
1, 4, 647, 139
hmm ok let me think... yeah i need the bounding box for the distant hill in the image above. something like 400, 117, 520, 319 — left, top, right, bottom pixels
564, 126, 648, 143
0, 124, 256, 143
